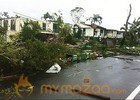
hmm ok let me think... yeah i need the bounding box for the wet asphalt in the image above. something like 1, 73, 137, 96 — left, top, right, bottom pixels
28, 55, 140, 100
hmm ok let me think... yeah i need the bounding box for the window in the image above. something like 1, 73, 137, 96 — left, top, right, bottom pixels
4, 20, 8, 30
11, 20, 16, 30
42, 23, 46, 30
83, 28, 86, 34
53, 23, 58, 33
100, 29, 103, 33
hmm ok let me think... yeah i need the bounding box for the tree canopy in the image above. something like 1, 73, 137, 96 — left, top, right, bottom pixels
87, 14, 103, 25
70, 7, 85, 24
19, 20, 41, 41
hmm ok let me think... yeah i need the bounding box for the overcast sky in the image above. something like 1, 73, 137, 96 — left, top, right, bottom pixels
0, 0, 140, 30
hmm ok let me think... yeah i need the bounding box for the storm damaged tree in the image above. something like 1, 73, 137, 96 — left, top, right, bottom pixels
19, 20, 41, 41
126, 17, 140, 46
120, 4, 132, 47
70, 7, 85, 24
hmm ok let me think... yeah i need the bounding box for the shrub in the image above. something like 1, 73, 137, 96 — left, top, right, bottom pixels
64, 34, 76, 45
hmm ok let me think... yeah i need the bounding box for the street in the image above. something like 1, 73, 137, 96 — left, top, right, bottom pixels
30, 55, 140, 100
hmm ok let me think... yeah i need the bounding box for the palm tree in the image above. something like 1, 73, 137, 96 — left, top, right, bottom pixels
87, 14, 103, 25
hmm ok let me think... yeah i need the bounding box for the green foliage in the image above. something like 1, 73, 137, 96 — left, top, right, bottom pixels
0, 25, 7, 41
43, 11, 71, 37
125, 18, 140, 46
0, 43, 22, 75
43, 12, 52, 20
73, 27, 82, 39
21, 40, 48, 72
86, 38, 108, 56
57, 16, 64, 36
64, 34, 76, 45
17, 40, 69, 74
87, 14, 103, 25
0, 86, 16, 99
19, 20, 41, 41
0, 26, 7, 36
86, 38, 99, 46
0, 37, 74, 75
62, 24, 71, 36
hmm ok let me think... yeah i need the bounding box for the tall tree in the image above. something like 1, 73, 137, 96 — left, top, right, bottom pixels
120, 4, 132, 47
70, 7, 85, 24
52, 10, 63, 22
87, 14, 103, 25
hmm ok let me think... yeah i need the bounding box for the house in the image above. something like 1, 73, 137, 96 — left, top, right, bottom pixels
106, 29, 118, 38
73, 23, 94, 37
73, 23, 107, 38
90, 24, 106, 38
0, 16, 58, 42
73, 23, 123, 39
117, 31, 124, 38
72, 23, 124, 46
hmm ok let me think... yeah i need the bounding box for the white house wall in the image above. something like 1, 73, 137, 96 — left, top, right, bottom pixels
94, 28, 104, 37
117, 33, 123, 38
107, 31, 117, 38
94, 28, 102, 37
85, 28, 94, 37
101, 30, 105, 38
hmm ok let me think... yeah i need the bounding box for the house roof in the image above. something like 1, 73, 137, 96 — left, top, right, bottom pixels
88, 23, 106, 30
74, 23, 92, 29
107, 29, 118, 31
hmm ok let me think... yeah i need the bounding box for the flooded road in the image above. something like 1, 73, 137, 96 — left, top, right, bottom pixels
30, 55, 140, 100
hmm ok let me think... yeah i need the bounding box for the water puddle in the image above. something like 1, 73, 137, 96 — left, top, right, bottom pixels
122, 66, 130, 69
131, 68, 140, 71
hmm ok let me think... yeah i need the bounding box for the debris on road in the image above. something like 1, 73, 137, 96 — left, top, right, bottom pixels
71, 89, 110, 100
46, 63, 61, 73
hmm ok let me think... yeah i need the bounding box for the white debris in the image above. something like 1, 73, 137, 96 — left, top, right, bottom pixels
97, 57, 103, 60
126, 47, 130, 49
46, 63, 61, 73
133, 59, 140, 62
132, 46, 135, 49
96, 70, 100, 72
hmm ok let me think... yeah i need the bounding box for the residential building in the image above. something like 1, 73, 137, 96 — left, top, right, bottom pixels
90, 24, 106, 38
73, 23, 94, 37
117, 31, 124, 38
106, 29, 118, 38
73, 23, 123, 39
0, 16, 58, 42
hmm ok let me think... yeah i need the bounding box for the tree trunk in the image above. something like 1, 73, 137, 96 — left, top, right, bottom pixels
120, 4, 132, 47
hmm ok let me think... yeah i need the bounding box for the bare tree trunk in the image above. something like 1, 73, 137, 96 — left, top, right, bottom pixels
120, 4, 132, 47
